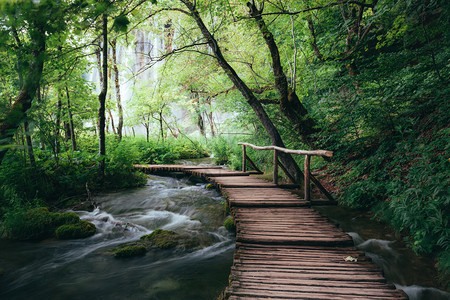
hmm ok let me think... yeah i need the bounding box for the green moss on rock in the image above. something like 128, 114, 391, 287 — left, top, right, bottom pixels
114, 245, 147, 258
3, 207, 59, 240
55, 220, 96, 239
224, 217, 235, 232
141, 229, 178, 249
55, 212, 80, 225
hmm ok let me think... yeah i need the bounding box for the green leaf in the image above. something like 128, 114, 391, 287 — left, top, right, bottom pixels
113, 14, 130, 33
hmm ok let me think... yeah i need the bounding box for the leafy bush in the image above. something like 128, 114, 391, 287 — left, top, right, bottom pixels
210, 137, 233, 165
331, 125, 449, 280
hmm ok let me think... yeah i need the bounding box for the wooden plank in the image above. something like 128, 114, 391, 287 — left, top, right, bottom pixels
228, 284, 407, 298
189, 168, 251, 177
209, 176, 278, 188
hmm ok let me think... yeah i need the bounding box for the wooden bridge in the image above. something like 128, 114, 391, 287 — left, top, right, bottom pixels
135, 145, 408, 299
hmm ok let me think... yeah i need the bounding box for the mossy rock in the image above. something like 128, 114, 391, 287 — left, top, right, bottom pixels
3, 207, 60, 240
55, 220, 96, 239
114, 245, 147, 258
141, 229, 178, 249
224, 217, 235, 232
206, 183, 215, 190
55, 212, 80, 225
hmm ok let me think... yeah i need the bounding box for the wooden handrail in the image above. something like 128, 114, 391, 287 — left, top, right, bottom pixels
238, 142, 334, 202
237, 143, 333, 158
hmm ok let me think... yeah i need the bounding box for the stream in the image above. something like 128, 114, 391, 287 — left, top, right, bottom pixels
314, 206, 450, 300
0, 175, 234, 300
1, 157, 448, 299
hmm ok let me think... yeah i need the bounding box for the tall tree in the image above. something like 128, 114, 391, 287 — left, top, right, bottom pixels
179, 0, 304, 182
0, 2, 47, 164
246, 1, 319, 148
98, 12, 108, 176
111, 38, 124, 141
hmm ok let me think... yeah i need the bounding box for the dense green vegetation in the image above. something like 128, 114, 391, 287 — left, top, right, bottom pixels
0, 0, 448, 287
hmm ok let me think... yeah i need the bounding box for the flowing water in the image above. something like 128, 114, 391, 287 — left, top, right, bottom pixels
314, 206, 450, 300
0, 175, 234, 300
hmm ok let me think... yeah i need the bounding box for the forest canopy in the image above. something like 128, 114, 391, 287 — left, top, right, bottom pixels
0, 0, 448, 287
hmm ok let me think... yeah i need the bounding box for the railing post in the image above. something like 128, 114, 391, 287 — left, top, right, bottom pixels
273, 149, 278, 185
242, 144, 246, 172
304, 155, 311, 201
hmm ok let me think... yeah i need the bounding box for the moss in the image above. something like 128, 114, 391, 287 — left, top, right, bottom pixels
55, 212, 80, 225
3, 207, 59, 240
141, 229, 178, 249
114, 245, 147, 258
206, 183, 215, 190
1, 207, 94, 240
55, 220, 96, 239
224, 217, 235, 232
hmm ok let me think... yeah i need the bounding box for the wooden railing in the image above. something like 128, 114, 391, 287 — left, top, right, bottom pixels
238, 142, 334, 202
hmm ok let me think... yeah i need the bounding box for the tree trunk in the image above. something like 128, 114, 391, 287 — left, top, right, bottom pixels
64, 122, 70, 141
208, 111, 215, 137
98, 13, 108, 176
164, 19, 174, 52
181, 0, 303, 182
108, 109, 116, 134
65, 86, 77, 151
24, 119, 36, 167
111, 38, 123, 141
55, 94, 62, 154
247, 2, 318, 148
159, 111, 164, 141
197, 110, 205, 137
0, 26, 46, 164
144, 122, 149, 142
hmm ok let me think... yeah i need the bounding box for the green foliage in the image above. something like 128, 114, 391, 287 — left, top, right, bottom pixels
223, 217, 235, 232
437, 251, 450, 290
209, 136, 235, 165
129, 137, 209, 164
55, 220, 96, 239
113, 14, 130, 32
114, 245, 147, 258
334, 126, 449, 266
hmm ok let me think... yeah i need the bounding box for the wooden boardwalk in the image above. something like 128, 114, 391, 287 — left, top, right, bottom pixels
135, 164, 408, 299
